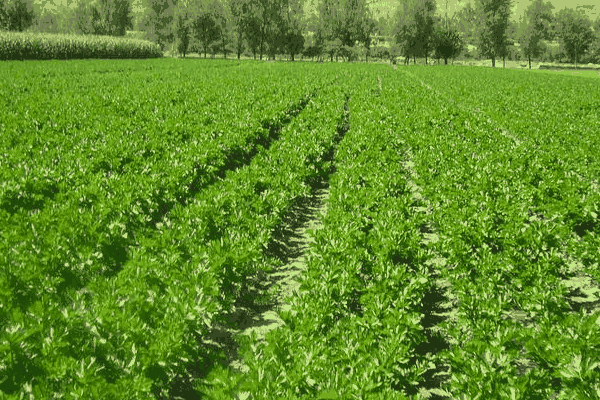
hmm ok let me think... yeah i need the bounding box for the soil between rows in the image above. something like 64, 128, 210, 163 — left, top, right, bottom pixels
201, 176, 331, 375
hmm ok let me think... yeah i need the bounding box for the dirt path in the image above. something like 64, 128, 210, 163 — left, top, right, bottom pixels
202, 178, 330, 374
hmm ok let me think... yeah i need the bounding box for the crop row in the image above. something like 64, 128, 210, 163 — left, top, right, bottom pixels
0, 62, 348, 398
201, 65, 600, 399
0, 61, 322, 321
205, 67, 444, 399
393, 68, 600, 397
406, 65, 600, 209
405, 66, 600, 320
0, 31, 163, 60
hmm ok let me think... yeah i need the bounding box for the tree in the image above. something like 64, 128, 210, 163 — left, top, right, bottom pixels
433, 23, 464, 64
228, 0, 246, 59
96, 0, 134, 35
192, 10, 220, 58
473, 0, 512, 67
452, 2, 477, 45
394, 23, 416, 64
175, 12, 190, 56
33, 5, 73, 34
263, 0, 285, 59
0, 0, 36, 31
239, 0, 279, 60
554, 7, 594, 67
318, 0, 374, 61
517, 17, 541, 69
413, 0, 436, 63
593, 16, 600, 63
74, 0, 103, 34
140, 0, 177, 50
208, 0, 232, 58
517, 0, 554, 69
393, 0, 436, 64
355, 6, 377, 62
217, 11, 233, 58
280, 0, 305, 61
73, 0, 133, 36
255, 0, 276, 60
243, 2, 261, 59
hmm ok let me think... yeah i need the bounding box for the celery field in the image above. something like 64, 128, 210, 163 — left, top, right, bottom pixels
1, 59, 600, 399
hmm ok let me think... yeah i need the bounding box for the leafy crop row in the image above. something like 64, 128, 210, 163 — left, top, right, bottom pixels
392, 67, 600, 398
405, 65, 600, 300
199, 64, 600, 399
207, 67, 445, 399
0, 59, 320, 317
2, 59, 598, 399
0, 60, 345, 398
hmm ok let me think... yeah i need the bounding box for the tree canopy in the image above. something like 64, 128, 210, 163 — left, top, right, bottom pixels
473, 0, 512, 67
517, 0, 554, 69
554, 7, 595, 66
0, 0, 35, 31
393, 0, 436, 64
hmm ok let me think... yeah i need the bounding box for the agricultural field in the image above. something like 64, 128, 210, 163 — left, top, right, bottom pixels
1, 59, 599, 400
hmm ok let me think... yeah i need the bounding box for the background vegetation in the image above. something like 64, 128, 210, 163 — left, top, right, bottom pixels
1, 0, 599, 66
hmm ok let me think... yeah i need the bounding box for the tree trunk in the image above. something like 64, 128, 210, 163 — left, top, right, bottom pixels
413, 54, 416, 64
491, 56, 495, 67
259, 35, 264, 60
444, 57, 448, 65
503, 56, 505, 68
528, 55, 531, 70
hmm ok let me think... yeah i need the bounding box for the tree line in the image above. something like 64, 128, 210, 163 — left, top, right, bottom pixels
1, 0, 599, 66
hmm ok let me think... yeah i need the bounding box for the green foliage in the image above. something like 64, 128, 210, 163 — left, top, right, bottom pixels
554, 7, 595, 66
318, 0, 374, 49
452, 2, 477, 45
0, 59, 335, 398
32, 7, 71, 34
175, 13, 189, 57
432, 25, 464, 64
393, 0, 437, 63
303, 43, 322, 60
285, 30, 304, 60
191, 11, 219, 58
2, 52, 600, 400
74, 0, 103, 35
74, 0, 134, 36
242, 1, 261, 59
228, 0, 246, 59
196, 62, 599, 399
139, 0, 176, 50
0, 30, 162, 59
516, 0, 553, 70
0, 0, 35, 32
473, 0, 512, 66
